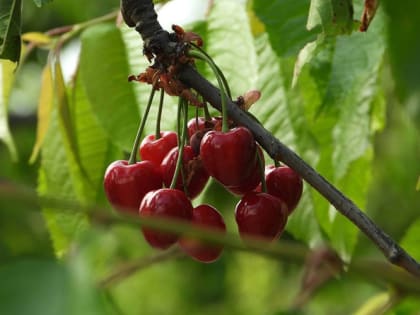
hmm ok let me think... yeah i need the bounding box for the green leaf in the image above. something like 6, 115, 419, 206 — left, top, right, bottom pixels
80, 23, 139, 152
71, 69, 110, 202
253, 0, 317, 57
0, 0, 21, 62
39, 105, 89, 257
400, 218, 420, 262
32, 0, 53, 8
0, 58, 17, 160
307, 0, 355, 35
290, 8, 386, 259
204, 0, 258, 98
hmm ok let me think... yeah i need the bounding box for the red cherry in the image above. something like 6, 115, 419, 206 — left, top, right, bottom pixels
235, 192, 288, 241
160, 146, 209, 199
139, 188, 193, 249
139, 131, 178, 166
187, 117, 221, 138
226, 145, 264, 196
178, 204, 226, 263
200, 127, 257, 187
103, 160, 162, 214
265, 166, 303, 214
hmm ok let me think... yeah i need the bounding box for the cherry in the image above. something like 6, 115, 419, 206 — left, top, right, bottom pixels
139, 131, 178, 166
226, 145, 264, 196
200, 127, 257, 187
187, 116, 221, 139
235, 192, 288, 241
265, 165, 303, 214
139, 188, 193, 249
103, 160, 162, 214
160, 145, 209, 199
178, 204, 226, 263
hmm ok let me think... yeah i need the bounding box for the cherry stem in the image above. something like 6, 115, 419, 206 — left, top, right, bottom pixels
128, 88, 156, 164
188, 49, 229, 132
190, 43, 232, 99
170, 98, 187, 189
257, 149, 267, 193
155, 88, 165, 140
274, 159, 281, 168
203, 101, 212, 121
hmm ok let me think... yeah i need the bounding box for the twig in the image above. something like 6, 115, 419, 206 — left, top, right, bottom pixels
120, 0, 420, 277
98, 246, 184, 288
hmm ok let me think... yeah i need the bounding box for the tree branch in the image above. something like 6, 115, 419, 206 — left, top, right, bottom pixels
120, 0, 420, 277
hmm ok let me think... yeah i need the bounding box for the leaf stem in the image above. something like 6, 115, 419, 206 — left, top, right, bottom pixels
128, 88, 156, 164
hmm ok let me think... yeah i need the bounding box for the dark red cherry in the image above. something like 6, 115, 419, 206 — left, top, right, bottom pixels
200, 127, 257, 187
235, 192, 288, 241
160, 145, 209, 199
103, 160, 162, 214
226, 145, 264, 195
139, 131, 178, 166
139, 188, 193, 249
178, 204, 226, 263
265, 166, 303, 214
187, 117, 221, 138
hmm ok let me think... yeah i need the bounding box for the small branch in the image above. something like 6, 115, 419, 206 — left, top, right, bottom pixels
98, 246, 184, 288
120, 0, 420, 277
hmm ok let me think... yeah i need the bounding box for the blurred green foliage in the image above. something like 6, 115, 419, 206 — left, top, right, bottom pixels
1, 0, 420, 314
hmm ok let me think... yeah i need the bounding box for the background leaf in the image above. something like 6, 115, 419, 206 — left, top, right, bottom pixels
0, 0, 21, 62
253, 0, 316, 57
0, 59, 17, 160
32, 0, 53, 8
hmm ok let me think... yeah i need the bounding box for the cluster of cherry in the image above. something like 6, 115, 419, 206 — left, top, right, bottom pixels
104, 116, 303, 263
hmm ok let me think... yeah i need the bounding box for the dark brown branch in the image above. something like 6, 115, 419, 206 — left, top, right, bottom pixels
120, 0, 420, 277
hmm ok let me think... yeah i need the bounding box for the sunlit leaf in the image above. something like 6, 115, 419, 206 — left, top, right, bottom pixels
80, 23, 139, 152
30, 64, 54, 163
0, 58, 17, 160
21, 32, 51, 45
205, 0, 258, 98
0, 0, 21, 62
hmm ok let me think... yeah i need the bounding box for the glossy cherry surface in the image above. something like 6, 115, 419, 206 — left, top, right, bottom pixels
179, 204, 226, 263
235, 192, 288, 241
160, 145, 209, 199
226, 145, 264, 195
139, 188, 193, 249
103, 160, 162, 214
200, 127, 257, 187
265, 166, 303, 214
139, 131, 178, 166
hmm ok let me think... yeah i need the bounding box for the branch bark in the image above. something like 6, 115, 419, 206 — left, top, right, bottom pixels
120, 0, 420, 277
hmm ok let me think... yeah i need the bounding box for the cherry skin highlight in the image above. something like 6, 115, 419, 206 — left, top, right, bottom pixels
104, 160, 162, 214
200, 127, 257, 187
139, 131, 178, 166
